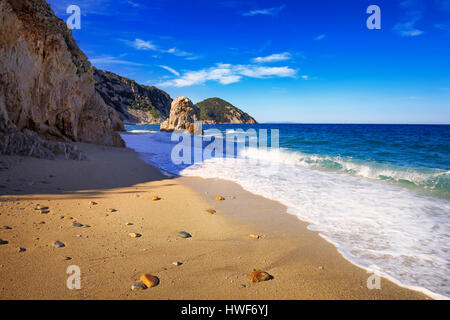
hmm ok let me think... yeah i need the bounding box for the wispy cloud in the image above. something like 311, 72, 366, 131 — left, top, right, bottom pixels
243, 4, 286, 16
158, 65, 180, 76
252, 52, 291, 63
314, 34, 327, 41
434, 23, 450, 31
90, 55, 144, 66
122, 38, 196, 59
130, 39, 158, 50
393, 0, 425, 37
158, 63, 297, 87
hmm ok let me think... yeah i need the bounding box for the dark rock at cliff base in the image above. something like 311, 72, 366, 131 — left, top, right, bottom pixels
94, 68, 172, 125
0, 0, 125, 160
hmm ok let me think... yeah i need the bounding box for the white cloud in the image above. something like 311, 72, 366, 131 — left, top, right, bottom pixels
123, 39, 195, 59
158, 65, 180, 76
252, 52, 291, 63
301, 75, 309, 80
158, 63, 297, 87
314, 34, 327, 41
90, 55, 144, 66
131, 39, 158, 50
243, 4, 286, 16
393, 20, 424, 36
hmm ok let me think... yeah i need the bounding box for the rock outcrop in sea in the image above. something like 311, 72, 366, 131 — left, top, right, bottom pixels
0, 0, 124, 159
196, 98, 258, 124
94, 68, 172, 125
160, 97, 201, 134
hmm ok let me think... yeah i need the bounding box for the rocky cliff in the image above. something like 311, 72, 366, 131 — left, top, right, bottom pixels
0, 0, 124, 159
160, 97, 201, 134
94, 69, 172, 125
196, 98, 257, 124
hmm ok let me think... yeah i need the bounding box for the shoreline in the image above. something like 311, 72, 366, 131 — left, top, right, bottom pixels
0, 143, 430, 299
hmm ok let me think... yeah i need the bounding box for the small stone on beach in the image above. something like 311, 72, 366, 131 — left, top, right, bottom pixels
2, 226, 12, 230
140, 274, 159, 288
172, 261, 182, 266
215, 196, 225, 201
205, 209, 216, 215
107, 208, 117, 213
249, 234, 261, 239
151, 196, 160, 201
18, 247, 26, 252
126, 222, 134, 226
131, 282, 147, 291
177, 231, 191, 238
53, 241, 65, 248
129, 233, 142, 238
89, 201, 97, 205
0, 239, 8, 245
72, 222, 83, 227
250, 269, 271, 283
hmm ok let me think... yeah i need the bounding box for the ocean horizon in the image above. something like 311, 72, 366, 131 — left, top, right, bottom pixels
123, 123, 450, 299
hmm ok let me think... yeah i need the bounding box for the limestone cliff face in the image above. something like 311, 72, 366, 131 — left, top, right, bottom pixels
94, 68, 172, 125
160, 97, 201, 134
196, 98, 257, 124
0, 0, 124, 159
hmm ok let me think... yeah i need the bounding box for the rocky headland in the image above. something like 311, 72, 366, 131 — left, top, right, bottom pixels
94, 69, 172, 125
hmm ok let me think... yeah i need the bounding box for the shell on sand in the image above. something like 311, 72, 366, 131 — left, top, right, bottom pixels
151, 196, 160, 201
215, 196, 225, 201
249, 234, 261, 239
249, 269, 271, 283
140, 274, 159, 288
205, 209, 216, 215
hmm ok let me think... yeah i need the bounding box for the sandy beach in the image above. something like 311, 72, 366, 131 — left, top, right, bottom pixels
0, 143, 429, 299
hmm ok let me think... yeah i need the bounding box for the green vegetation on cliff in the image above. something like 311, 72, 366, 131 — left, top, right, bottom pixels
196, 98, 257, 124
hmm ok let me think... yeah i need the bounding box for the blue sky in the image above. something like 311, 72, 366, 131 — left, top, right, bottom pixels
47, 0, 450, 124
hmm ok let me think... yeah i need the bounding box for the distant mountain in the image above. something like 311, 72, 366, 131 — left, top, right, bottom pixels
196, 98, 257, 124
94, 69, 172, 124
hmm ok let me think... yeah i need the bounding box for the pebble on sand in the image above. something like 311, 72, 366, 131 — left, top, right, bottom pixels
18, 247, 26, 252
172, 261, 182, 266
205, 209, 216, 215
125, 222, 134, 226
249, 269, 271, 283
131, 282, 147, 291
249, 234, 261, 239
35, 205, 49, 211
0, 239, 9, 245
107, 208, 117, 213
215, 196, 225, 201
53, 240, 65, 248
72, 222, 83, 227
177, 231, 191, 238
140, 274, 159, 288
2, 226, 12, 230
129, 233, 142, 238
151, 196, 160, 201
89, 201, 98, 205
